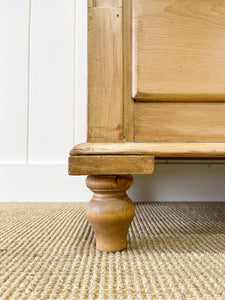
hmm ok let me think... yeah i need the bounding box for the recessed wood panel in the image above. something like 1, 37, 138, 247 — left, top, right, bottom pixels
134, 103, 225, 142
132, 0, 225, 101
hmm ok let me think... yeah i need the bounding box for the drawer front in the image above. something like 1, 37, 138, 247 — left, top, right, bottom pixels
135, 102, 225, 142
132, 0, 225, 102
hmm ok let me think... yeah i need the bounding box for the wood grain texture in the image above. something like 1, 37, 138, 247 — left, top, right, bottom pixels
123, 0, 135, 141
86, 175, 135, 252
69, 155, 154, 175
70, 142, 225, 157
88, 7, 123, 142
135, 102, 225, 142
88, 0, 122, 7
132, 0, 225, 101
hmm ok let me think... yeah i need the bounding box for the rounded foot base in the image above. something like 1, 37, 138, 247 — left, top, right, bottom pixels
86, 175, 135, 252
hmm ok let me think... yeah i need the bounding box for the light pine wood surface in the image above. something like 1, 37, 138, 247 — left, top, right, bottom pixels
88, 0, 122, 7
132, 0, 225, 101
68, 0, 225, 253
88, 6, 123, 142
69, 155, 154, 175
134, 102, 225, 142
86, 175, 135, 252
123, 0, 135, 141
70, 142, 225, 157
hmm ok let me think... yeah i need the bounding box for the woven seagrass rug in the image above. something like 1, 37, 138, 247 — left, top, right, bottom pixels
0, 202, 225, 300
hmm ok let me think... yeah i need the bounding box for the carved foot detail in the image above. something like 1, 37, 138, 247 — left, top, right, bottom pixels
86, 175, 135, 252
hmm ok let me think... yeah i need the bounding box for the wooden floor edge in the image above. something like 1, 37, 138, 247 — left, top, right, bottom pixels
68, 155, 154, 175
69, 143, 225, 158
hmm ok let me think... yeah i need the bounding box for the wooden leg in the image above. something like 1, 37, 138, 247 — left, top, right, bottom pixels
86, 175, 135, 252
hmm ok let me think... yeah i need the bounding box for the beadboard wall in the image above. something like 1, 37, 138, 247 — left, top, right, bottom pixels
1, 0, 225, 202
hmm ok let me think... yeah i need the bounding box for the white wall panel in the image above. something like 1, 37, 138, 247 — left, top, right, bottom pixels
0, 164, 91, 202
29, 0, 75, 163
75, 0, 87, 144
0, 0, 30, 163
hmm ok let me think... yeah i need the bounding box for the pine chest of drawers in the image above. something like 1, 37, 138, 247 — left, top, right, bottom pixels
69, 0, 225, 252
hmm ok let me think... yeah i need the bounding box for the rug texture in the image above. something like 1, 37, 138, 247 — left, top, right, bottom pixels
0, 202, 225, 300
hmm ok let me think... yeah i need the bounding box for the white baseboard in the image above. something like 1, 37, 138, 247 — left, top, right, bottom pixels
0, 164, 91, 202
1, 163, 225, 202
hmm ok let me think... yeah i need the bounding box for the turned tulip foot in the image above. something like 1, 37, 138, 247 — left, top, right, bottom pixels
86, 175, 135, 252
